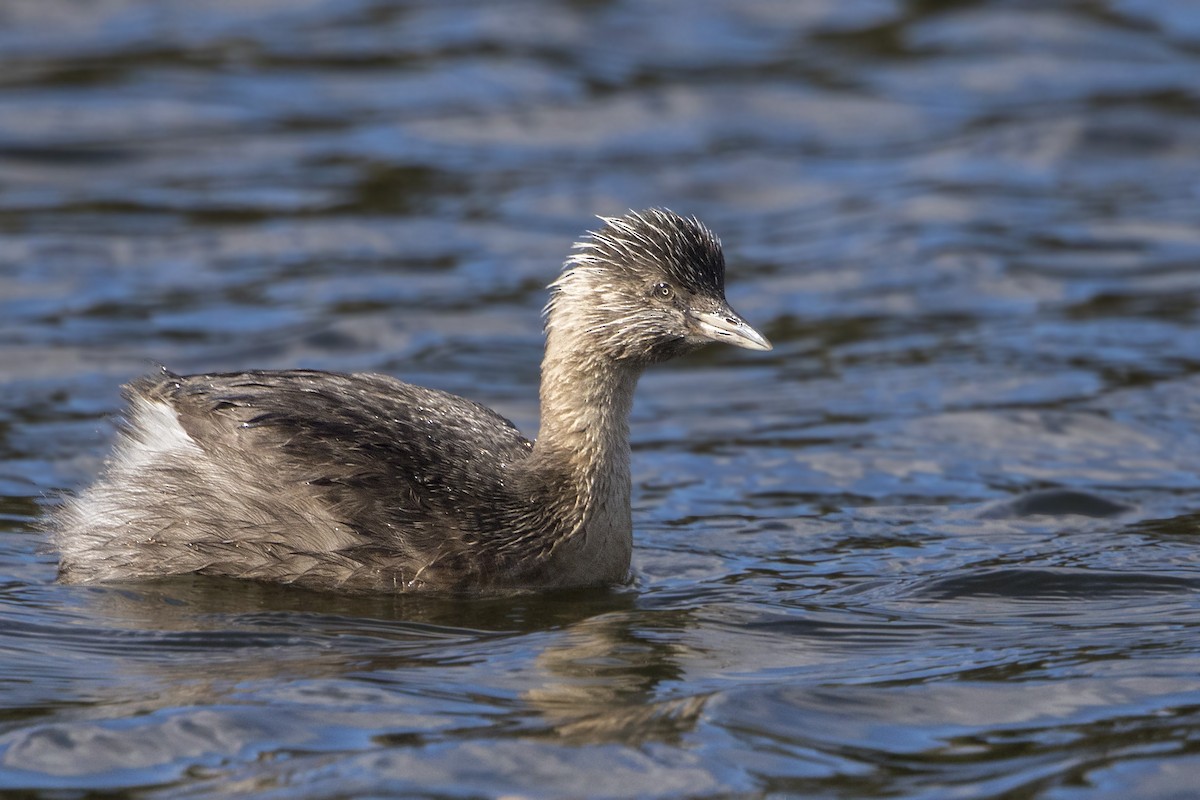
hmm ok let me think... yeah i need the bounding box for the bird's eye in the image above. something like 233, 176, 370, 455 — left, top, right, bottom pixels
653, 282, 673, 299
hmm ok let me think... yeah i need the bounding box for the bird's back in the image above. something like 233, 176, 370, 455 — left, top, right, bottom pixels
55, 369, 534, 591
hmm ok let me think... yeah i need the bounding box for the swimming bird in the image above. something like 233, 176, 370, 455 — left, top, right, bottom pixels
54, 209, 772, 593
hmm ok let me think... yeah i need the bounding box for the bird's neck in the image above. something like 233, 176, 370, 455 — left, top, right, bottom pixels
515, 309, 644, 586
534, 329, 642, 486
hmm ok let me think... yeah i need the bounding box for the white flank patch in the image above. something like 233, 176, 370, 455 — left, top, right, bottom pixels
117, 396, 202, 472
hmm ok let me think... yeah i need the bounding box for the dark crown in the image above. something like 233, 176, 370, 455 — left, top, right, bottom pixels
567, 209, 726, 296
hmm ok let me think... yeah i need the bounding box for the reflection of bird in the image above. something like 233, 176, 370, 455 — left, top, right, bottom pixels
55, 209, 771, 593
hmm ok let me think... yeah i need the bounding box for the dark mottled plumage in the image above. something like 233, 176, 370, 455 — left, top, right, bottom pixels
54, 209, 771, 593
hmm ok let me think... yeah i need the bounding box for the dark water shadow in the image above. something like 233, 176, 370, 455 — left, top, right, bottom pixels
918, 567, 1200, 601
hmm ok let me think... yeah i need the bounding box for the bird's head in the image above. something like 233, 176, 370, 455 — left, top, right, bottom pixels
546, 209, 771, 364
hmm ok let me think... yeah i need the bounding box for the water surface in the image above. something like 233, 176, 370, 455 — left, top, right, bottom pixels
4, 1, 1200, 797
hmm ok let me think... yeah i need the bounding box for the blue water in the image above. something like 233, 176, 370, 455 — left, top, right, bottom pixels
4, 1, 1200, 796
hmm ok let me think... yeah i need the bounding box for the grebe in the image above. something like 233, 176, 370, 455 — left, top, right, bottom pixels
54, 209, 771, 593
